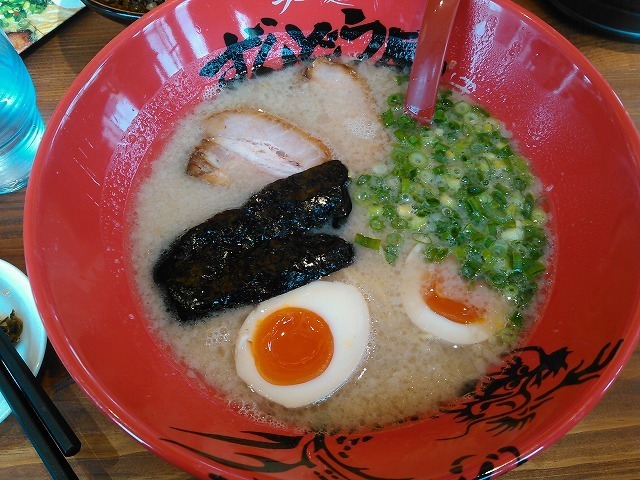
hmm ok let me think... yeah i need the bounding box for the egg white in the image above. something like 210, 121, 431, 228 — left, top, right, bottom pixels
401, 244, 508, 344
235, 281, 370, 408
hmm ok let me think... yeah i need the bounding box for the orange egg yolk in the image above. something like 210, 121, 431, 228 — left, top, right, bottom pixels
422, 278, 484, 325
251, 307, 334, 386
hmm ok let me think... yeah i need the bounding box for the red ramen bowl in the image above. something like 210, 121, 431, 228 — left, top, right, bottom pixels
23, 0, 640, 478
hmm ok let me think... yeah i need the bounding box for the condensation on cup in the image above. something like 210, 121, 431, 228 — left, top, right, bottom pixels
0, 30, 45, 194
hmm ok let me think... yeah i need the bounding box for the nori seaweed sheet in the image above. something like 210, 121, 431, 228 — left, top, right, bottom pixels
153, 160, 354, 322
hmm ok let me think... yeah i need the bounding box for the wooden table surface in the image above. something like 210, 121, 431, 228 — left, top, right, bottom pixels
0, 1, 638, 478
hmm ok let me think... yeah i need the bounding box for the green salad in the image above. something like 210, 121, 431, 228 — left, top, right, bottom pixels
1, 0, 49, 30
353, 88, 549, 336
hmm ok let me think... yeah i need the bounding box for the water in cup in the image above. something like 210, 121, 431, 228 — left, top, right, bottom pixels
0, 31, 45, 194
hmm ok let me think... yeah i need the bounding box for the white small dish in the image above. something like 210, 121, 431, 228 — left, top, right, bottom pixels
0, 259, 48, 424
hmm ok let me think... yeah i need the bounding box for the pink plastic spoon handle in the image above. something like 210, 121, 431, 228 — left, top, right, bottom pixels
405, 0, 461, 124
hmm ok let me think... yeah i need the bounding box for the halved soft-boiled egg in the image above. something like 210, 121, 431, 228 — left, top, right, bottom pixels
235, 281, 370, 408
401, 244, 508, 344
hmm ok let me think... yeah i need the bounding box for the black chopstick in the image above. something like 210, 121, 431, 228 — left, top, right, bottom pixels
0, 358, 78, 480
0, 327, 81, 456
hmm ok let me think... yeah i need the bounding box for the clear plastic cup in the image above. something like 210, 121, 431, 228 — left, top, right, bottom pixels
0, 31, 45, 194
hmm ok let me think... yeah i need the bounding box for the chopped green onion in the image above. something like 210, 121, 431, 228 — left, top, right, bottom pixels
509, 310, 524, 329
384, 244, 398, 263
387, 93, 404, 107
454, 101, 470, 115
524, 260, 546, 279
500, 227, 524, 241
368, 204, 383, 218
391, 217, 409, 230
354, 233, 381, 250
381, 109, 396, 126
351, 89, 549, 326
354, 187, 371, 203
386, 232, 402, 246
369, 217, 384, 231
509, 248, 523, 271
401, 177, 411, 194
397, 204, 412, 218
409, 151, 428, 167
531, 207, 547, 224
424, 245, 449, 262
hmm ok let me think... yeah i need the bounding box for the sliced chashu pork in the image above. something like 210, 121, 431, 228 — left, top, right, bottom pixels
187, 109, 331, 185
300, 58, 388, 145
